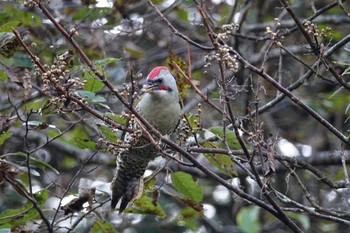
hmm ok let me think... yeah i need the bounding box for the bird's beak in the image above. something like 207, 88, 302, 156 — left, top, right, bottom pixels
141, 81, 158, 94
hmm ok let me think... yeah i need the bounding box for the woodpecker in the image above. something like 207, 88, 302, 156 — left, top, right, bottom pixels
111, 66, 181, 213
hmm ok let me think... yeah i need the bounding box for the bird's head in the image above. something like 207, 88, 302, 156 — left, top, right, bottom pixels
142, 66, 178, 99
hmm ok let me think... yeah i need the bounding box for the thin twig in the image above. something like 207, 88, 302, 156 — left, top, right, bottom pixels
148, 0, 214, 51
187, 147, 348, 189
195, 3, 303, 232
51, 148, 100, 229
12, 29, 131, 134
274, 190, 350, 225
172, 62, 223, 115
4, 175, 53, 232
224, 42, 350, 145
280, 0, 350, 91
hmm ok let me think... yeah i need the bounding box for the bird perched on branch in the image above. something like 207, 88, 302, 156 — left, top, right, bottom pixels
111, 66, 181, 213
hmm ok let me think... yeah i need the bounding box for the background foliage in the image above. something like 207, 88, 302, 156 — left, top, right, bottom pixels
1, 0, 350, 232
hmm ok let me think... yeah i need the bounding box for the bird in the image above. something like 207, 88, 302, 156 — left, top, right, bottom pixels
110, 66, 181, 213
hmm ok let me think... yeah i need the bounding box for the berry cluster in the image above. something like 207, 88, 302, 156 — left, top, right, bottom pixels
303, 20, 332, 41
204, 23, 240, 73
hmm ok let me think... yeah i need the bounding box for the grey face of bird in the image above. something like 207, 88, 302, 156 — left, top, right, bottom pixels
141, 67, 179, 102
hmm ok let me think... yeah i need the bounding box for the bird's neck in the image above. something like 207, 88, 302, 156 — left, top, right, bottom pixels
138, 92, 180, 134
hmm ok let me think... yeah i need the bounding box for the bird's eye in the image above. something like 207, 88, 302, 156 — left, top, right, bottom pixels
156, 78, 163, 83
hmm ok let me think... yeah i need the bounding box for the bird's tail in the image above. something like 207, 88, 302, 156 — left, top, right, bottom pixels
110, 170, 144, 213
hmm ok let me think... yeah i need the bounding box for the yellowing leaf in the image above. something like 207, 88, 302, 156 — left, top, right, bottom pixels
167, 51, 191, 100
131, 195, 167, 218
0, 130, 12, 145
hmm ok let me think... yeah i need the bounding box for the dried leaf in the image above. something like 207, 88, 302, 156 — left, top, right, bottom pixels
62, 188, 95, 215
151, 189, 159, 206
0, 159, 30, 197
22, 68, 32, 100
0, 116, 10, 134
58, 50, 74, 67
0, 159, 20, 183
0, 32, 20, 58
264, 135, 275, 183
175, 196, 204, 212
5, 67, 33, 101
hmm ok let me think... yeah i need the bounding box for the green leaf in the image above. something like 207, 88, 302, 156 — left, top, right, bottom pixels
12, 153, 59, 175
73, 7, 112, 21
0, 21, 21, 32
201, 141, 237, 176
0, 130, 12, 145
22, 209, 39, 223
83, 71, 104, 92
171, 171, 203, 202
62, 125, 92, 149
28, 158, 59, 175
0, 208, 31, 226
23, 97, 49, 111
34, 189, 48, 206
175, 7, 189, 22
131, 195, 167, 218
92, 57, 120, 67
75, 90, 106, 104
177, 207, 201, 230
187, 114, 201, 130
0, 70, 8, 81
342, 64, 350, 75
106, 113, 127, 125
150, 0, 165, 4
287, 212, 310, 230
62, 156, 78, 169
75, 137, 96, 150
209, 126, 240, 149
98, 125, 119, 142
237, 206, 260, 233
144, 176, 156, 191
2, 6, 41, 26
124, 47, 144, 58
91, 220, 119, 233
10, 52, 33, 68
0, 190, 47, 227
